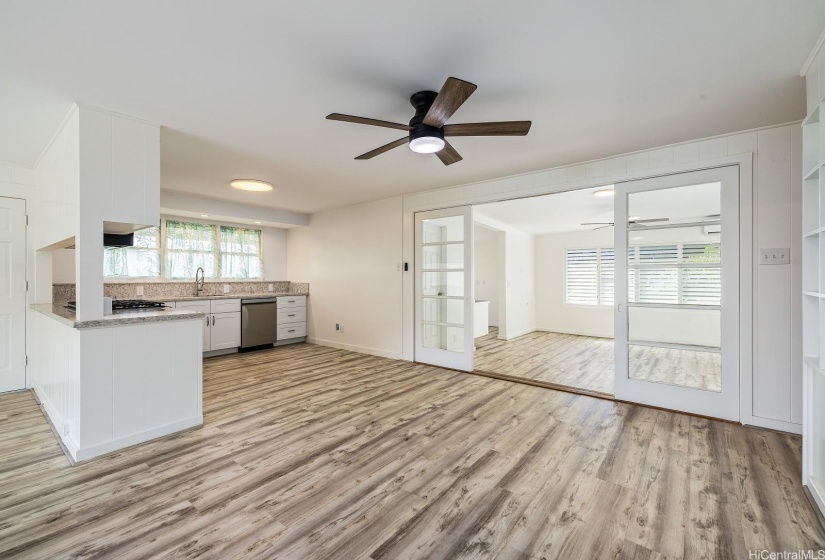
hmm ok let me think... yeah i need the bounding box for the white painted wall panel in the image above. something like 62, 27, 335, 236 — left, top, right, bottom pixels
79, 328, 113, 448
111, 117, 146, 224
112, 325, 146, 439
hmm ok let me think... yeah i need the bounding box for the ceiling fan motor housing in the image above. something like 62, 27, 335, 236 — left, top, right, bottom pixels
408, 90, 444, 143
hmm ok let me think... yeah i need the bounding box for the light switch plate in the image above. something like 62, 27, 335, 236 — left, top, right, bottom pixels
759, 248, 790, 265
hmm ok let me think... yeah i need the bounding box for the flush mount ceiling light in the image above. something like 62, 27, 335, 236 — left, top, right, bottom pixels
409, 132, 446, 154
200, 214, 209, 218
628, 215, 641, 221
230, 179, 273, 192
254, 221, 262, 224
593, 189, 615, 197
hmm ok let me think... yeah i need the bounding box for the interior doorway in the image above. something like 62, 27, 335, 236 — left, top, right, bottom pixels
471, 186, 617, 397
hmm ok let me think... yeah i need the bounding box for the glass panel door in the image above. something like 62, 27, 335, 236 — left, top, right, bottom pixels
614, 166, 739, 421
415, 206, 474, 371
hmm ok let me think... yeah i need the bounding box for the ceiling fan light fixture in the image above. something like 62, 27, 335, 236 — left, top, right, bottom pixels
409, 135, 445, 154
230, 179, 273, 192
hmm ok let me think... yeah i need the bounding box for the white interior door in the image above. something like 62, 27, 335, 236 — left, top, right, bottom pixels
614, 166, 740, 421
0, 197, 26, 393
415, 206, 474, 371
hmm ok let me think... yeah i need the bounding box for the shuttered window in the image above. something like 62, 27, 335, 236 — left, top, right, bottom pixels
565, 248, 614, 306
573, 243, 721, 306
565, 249, 599, 305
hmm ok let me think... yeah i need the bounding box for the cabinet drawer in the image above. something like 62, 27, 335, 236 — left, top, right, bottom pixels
277, 307, 306, 325
277, 295, 306, 309
277, 322, 306, 339
211, 298, 241, 313
175, 300, 210, 313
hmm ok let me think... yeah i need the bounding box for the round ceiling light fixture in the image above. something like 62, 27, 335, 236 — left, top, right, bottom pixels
593, 188, 615, 197
408, 127, 445, 154
230, 179, 273, 192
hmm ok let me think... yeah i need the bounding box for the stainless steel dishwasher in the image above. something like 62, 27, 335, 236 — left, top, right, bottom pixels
241, 298, 279, 348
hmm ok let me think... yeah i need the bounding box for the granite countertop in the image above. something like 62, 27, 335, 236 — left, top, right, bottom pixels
142, 292, 308, 302
32, 303, 207, 329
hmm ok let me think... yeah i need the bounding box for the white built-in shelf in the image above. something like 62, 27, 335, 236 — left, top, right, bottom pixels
805, 291, 825, 298
804, 164, 820, 181
805, 227, 823, 238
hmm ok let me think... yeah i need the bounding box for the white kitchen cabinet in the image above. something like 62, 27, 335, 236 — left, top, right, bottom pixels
276, 295, 307, 342
210, 312, 241, 350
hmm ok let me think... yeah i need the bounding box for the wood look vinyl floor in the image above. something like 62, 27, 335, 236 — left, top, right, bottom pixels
474, 328, 723, 395
1, 343, 823, 559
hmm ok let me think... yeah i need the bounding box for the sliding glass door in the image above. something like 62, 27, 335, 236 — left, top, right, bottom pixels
415, 206, 474, 371
614, 166, 740, 421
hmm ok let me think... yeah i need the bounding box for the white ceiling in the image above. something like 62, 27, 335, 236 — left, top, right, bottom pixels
1, 1, 823, 214
475, 182, 721, 235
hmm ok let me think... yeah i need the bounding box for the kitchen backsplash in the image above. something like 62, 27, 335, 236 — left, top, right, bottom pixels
53, 281, 309, 302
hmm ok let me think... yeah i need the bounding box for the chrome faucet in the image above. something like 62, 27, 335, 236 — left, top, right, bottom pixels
195, 267, 205, 295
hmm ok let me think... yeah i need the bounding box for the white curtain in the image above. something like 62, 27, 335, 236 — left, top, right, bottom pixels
220, 226, 263, 279
165, 220, 217, 279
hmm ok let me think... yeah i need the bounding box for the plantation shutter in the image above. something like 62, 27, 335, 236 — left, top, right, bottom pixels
599, 248, 615, 305
565, 249, 598, 305
637, 244, 679, 304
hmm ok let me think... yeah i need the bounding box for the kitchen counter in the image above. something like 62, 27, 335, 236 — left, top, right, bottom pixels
31, 303, 206, 329
143, 292, 308, 301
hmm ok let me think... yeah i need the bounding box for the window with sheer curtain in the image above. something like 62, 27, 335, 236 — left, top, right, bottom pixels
165, 220, 218, 279
103, 227, 161, 278
220, 226, 264, 279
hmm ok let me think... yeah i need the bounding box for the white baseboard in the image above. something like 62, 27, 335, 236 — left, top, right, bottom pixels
308, 337, 405, 361
498, 327, 536, 341
74, 416, 203, 462
535, 326, 614, 339
807, 478, 825, 518
741, 413, 802, 435
32, 384, 80, 458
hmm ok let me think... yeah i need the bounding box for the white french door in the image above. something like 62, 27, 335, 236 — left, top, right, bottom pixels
415, 206, 474, 371
0, 197, 27, 393
614, 166, 740, 421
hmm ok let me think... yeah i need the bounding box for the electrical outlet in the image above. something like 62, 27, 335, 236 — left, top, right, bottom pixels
223, 284, 230, 293
136, 286, 144, 297
268, 283, 274, 292
759, 248, 790, 265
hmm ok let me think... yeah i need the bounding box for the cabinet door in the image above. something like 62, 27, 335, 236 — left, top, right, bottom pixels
202, 315, 211, 352
211, 312, 241, 350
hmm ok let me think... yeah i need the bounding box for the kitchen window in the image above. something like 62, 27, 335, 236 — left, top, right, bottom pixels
220, 226, 264, 279
103, 226, 161, 278
104, 219, 266, 280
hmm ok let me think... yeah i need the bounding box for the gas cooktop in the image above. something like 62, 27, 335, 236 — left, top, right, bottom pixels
65, 299, 166, 311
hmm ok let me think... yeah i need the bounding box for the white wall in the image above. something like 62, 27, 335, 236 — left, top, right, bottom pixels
535, 228, 615, 338
287, 196, 403, 359
502, 227, 536, 339
473, 224, 501, 326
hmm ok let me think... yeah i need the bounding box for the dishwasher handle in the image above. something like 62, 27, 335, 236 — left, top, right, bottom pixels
241, 298, 279, 304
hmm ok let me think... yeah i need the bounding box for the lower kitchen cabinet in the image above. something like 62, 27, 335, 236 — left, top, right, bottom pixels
210, 312, 241, 350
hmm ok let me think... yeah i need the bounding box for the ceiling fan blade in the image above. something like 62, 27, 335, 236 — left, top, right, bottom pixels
632, 218, 670, 223
593, 224, 613, 230
580, 222, 614, 226
443, 121, 532, 137
436, 141, 462, 166
423, 77, 478, 127
327, 113, 411, 131
354, 137, 409, 160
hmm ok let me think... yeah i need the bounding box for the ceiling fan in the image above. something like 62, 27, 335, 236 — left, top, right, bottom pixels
581, 218, 670, 230
326, 77, 531, 165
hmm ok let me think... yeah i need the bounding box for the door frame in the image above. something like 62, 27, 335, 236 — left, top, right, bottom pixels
413, 206, 475, 371
613, 166, 740, 421
0, 196, 28, 393
403, 153, 761, 426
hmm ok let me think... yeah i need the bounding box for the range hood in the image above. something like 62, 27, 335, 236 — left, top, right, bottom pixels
103, 232, 134, 247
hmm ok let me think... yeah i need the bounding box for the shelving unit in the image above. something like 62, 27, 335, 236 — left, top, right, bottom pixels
802, 47, 825, 517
